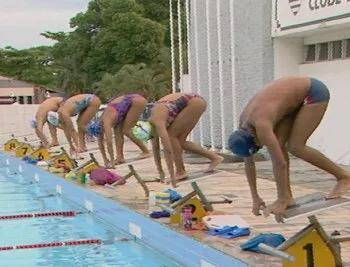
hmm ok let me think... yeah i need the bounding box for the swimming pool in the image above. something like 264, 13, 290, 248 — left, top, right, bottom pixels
0, 153, 248, 267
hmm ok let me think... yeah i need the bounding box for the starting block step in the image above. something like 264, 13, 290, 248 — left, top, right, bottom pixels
176, 170, 224, 186
282, 193, 350, 223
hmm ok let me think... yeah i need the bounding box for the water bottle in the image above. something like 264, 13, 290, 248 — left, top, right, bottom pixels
181, 206, 193, 231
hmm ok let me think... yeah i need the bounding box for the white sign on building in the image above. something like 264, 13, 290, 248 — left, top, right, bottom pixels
272, 0, 350, 36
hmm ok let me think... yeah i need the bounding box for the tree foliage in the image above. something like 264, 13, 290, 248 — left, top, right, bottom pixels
0, 0, 184, 100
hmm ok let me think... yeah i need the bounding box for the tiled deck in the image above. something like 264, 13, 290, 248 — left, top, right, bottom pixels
5, 140, 350, 266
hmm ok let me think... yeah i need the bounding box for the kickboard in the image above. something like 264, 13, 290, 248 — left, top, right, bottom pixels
176, 170, 223, 185
282, 193, 350, 222
202, 215, 250, 229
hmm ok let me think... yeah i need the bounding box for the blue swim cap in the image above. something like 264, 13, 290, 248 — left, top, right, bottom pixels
87, 120, 102, 137
228, 129, 260, 157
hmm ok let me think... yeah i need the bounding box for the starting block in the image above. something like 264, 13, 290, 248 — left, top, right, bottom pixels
4, 137, 19, 151
170, 170, 238, 212
259, 193, 350, 266
105, 164, 160, 197
72, 153, 99, 174
50, 147, 77, 169
15, 143, 34, 158
30, 147, 51, 161
169, 197, 207, 224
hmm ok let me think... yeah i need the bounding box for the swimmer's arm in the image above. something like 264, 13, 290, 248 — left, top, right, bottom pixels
59, 113, 77, 151
151, 133, 165, 181
154, 123, 175, 186
256, 123, 288, 200
244, 157, 259, 199
98, 134, 108, 166
35, 118, 49, 148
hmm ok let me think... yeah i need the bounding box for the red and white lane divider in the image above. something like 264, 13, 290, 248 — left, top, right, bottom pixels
0, 238, 131, 251
0, 211, 82, 220
0, 239, 102, 251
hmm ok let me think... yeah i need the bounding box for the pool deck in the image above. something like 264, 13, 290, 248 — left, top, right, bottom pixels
5, 139, 350, 266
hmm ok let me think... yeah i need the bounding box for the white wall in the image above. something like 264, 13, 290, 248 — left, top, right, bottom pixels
0, 105, 68, 146
273, 37, 304, 79
299, 59, 350, 165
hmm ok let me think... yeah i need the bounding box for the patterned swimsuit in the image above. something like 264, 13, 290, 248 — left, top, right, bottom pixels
158, 93, 201, 126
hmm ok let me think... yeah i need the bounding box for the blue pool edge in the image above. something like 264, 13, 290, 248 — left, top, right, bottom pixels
0, 153, 248, 267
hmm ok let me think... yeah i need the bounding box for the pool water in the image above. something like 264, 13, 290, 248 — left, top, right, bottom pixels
0, 167, 182, 267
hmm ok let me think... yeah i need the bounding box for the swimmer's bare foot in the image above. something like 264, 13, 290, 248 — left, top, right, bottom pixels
137, 152, 152, 160
175, 173, 189, 182
78, 147, 88, 153
115, 158, 126, 165
204, 156, 224, 173
327, 178, 350, 199
50, 142, 59, 148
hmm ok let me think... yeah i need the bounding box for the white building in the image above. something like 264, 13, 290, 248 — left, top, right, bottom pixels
170, 0, 350, 164
273, 0, 350, 164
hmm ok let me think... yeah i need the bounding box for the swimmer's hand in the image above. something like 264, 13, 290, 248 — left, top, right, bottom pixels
252, 197, 266, 216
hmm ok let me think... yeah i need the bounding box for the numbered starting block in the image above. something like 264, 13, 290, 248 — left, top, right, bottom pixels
4, 137, 20, 152
15, 143, 34, 158
259, 193, 350, 266
50, 147, 77, 170
170, 170, 240, 212
30, 147, 51, 161
72, 153, 99, 175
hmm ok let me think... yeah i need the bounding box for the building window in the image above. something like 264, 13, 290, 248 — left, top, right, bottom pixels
318, 42, 328, 61
347, 39, 350, 58
27, 96, 33, 104
304, 39, 350, 63
333, 40, 342, 59
305, 45, 316, 62
19, 96, 24, 104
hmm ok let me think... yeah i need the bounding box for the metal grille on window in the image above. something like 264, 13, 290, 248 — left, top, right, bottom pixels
318, 42, 328, 61
347, 39, 350, 58
332, 40, 342, 59
305, 45, 316, 62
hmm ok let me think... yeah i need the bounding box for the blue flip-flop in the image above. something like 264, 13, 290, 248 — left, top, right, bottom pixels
219, 227, 251, 239
240, 233, 285, 253
206, 226, 237, 236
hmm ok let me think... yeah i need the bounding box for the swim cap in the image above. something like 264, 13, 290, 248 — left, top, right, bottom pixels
47, 111, 59, 126
87, 120, 102, 137
30, 119, 38, 129
132, 121, 154, 141
228, 129, 260, 157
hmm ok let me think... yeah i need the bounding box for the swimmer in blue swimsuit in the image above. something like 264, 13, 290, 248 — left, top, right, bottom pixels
228, 76, 350, 222
87, 94, 151, 169
55, 94, 101, 156
149, 92, 224, 186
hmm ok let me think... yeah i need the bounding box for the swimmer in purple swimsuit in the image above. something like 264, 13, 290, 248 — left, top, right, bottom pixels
228, 76, 350, 222
53, 94, 101, 156
149, 92, 224, 187
87, 94, 151, 169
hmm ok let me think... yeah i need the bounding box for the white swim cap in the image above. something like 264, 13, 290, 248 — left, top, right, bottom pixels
47, 111, 60, 126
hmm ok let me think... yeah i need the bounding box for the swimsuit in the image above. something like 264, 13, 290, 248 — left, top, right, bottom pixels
303, 78, 330, 105
107, 94, 143, 125
158, 93, 201, 126
60, 94, 95, 116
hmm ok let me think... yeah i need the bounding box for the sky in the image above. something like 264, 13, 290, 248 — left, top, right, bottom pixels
0, 0, 90, 49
